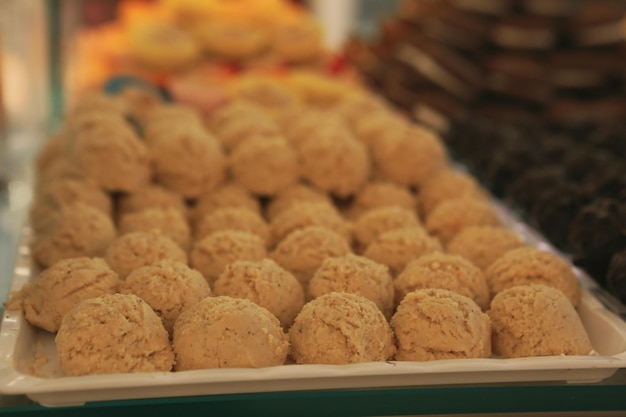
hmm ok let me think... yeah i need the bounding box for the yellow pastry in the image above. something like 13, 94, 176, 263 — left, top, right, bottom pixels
272, 18, 323, 63
191, 21, 269, 60
129, 22, 200, 71
287, 71, 354, 107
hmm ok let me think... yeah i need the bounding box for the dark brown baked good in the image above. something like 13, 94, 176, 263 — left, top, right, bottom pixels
569, 199, 626, 282
607, 249, 626, 304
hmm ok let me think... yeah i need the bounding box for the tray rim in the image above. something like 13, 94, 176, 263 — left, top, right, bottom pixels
3, 214, 626, 406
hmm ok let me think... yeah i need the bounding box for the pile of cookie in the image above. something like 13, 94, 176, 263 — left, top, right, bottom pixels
5, 72, 593, 376
347, 0, 626, 130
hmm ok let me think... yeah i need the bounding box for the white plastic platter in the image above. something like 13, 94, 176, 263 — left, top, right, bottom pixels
2, 214, 626, 407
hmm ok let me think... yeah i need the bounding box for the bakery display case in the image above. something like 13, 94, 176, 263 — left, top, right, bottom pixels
1, 1, 626, 416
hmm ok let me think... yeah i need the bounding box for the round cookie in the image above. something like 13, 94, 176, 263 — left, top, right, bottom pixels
346, 181, 416, 220
6, 257, 119, 333
289, 292, 395, 364
270, 226, 352, 284
363, 227, 442, 275
353, 206, 421, 250
418, 169, 483, 216
269, 202, 351, 247
117, 184, 188, 219
148, 126, 225, 199
280, 109, 345, 150
211, 112, 280, 153
394, 252, 490, 310
56, 294, 174, 376
32, 202, 116, 268
485, 247, 581, 306
29, 178, 112, 234
121, 260, 212, 334
308, 254, 394, 318
229, 136, 299, 197
142, 105, 205, 145
118, 208, 192, 251
297, 126, 370, 198
446, 225, 525, 270
207, 101, 266, 132
173, 296, 288, 370
371, 125, 448, 188
488, 284, 592, 358
190, 230, 267, 285
265, 183, 333, 221
105, 230, 188, 279
191, 182, 261, 227
214, 259, 305, 327
425, 197, 502, 244
70, 118, 151, 193
195, 207, 269, 245
391, 288, 491, 361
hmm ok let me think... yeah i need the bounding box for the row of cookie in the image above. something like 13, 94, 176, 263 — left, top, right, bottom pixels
12, 246, 589, 376
51, 283, 587, 375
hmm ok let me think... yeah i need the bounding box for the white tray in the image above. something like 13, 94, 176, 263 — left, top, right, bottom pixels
2, 220, 626, 407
